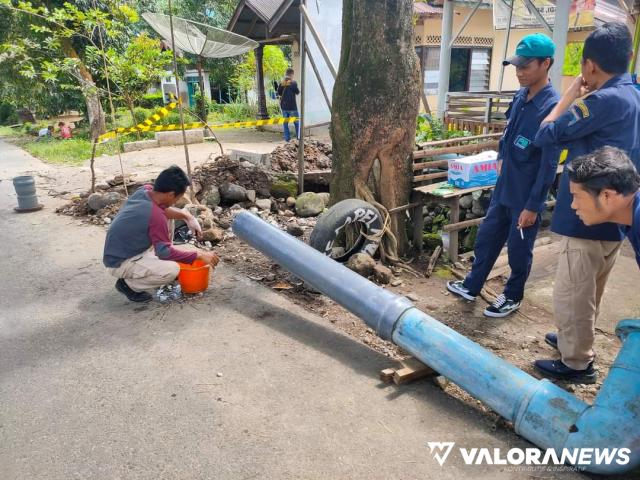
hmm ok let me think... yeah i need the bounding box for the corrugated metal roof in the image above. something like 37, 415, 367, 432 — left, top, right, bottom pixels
414, 2, 443, 16
246, 0, 288, 22
594, 0, 629, 24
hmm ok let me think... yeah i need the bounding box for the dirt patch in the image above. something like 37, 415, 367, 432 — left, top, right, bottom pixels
192, 155, 273, 194
270, 139, 332, 172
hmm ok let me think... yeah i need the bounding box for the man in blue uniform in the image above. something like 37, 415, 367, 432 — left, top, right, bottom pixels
566, 147, 640, 269
447, 34, 559, 317
533, 22, 640, 383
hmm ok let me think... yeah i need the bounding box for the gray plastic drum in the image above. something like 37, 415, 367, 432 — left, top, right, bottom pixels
13, 175, 39, 210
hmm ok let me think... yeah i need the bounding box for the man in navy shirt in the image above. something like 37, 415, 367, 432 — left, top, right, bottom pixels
565, 147, 640, 269
447, 34, 559, 317
277, 68, 300, 142
533, 22, 640, 383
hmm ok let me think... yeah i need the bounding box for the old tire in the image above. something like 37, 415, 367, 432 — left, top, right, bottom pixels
309, 199, 383, 262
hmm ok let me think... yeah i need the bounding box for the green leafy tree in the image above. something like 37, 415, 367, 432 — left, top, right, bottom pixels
563, 42, 584, 77
0, 0, 138, 138
94, 33, 173, 126
150, 0, 237, 27
231, 46, 288, 101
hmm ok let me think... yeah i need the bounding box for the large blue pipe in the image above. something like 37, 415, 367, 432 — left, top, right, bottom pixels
232, 211, 640, 474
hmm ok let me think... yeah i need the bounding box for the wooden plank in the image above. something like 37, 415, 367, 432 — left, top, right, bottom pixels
412, 141, 499, 159
450, 267, 497, 304
446, 113, 486, 121
425, 245, 442, 277
416, 132, 502, 149
388, 201, 421, 214
442, 217, 483, 232
447, 197, 460, 262
393, 358, 437, 385
414, 181, 494, 198
380, 368, 396, 383
447, 102, 488, 108
447, 91, 517, 98
447, 103, 489, 110
413, 159, 448, 171
413, 172, 447, 183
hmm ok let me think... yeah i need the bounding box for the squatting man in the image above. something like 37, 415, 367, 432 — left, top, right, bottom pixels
103, 165, 219, 303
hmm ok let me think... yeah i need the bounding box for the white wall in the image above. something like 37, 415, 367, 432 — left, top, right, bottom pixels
303, 0, 342, 125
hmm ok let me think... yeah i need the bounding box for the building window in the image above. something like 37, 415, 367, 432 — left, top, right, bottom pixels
416, 47, 491, 95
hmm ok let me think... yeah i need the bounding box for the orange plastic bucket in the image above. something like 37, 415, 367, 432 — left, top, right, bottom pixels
177, 259, 211, 294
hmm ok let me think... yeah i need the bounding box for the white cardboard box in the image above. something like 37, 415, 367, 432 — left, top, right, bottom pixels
448, 150, 499, 189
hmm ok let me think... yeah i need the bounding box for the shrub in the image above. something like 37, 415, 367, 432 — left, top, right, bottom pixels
222, 102, 256, 121
139, 92, 165, 109
193, 90, 209, 119
415, 114, 471, 143
267, 102, 282, 118
0, 103, 18, 125
132, 107, 153, 125
158, 109, 198, 126
208, 99, 223, 114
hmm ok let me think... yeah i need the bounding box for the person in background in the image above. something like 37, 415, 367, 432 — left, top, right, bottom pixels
567, 146, 640, 269
103, 165, 219, 303
532, 22, 640, 383
277, 68, 300, 142
447, 34, 559, 317
58, 121, 72, 139
38, 125, 53, 138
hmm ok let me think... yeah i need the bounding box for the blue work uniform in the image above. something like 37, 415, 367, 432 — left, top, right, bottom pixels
535, 73, 640, 241
463, 84, 559, 301
626, 192, 640, 269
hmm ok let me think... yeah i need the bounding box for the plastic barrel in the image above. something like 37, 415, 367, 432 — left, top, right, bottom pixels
12, 175, 39, 210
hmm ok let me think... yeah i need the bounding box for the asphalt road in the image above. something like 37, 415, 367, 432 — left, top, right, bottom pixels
0, 139, 589, 479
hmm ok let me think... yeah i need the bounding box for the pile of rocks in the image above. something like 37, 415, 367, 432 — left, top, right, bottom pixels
345, 253, 401, 286
270, 139, 332, 172
419, 190, 492, 253
56, 157, 334, 241
421, 189, 555, 253
192, 155, 273, 199
55, 191, 125, 226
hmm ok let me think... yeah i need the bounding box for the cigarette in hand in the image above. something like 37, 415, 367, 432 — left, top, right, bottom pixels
519, 227, 524, 240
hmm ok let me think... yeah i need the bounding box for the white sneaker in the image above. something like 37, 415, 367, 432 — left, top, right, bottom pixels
446, 280, 476, 301
484, 294, 521, 318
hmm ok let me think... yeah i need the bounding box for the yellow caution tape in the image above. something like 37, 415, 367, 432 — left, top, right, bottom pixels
98, 100, 181, 143
137, 117, 299, 133
99, 111, 299, 143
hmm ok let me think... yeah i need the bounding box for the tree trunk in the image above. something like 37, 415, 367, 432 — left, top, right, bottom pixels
59, 37, 106, 140
127, 99, 141, 140
255, 45, 269, 120
330, 0, 420, 256
196, 56, 208, 122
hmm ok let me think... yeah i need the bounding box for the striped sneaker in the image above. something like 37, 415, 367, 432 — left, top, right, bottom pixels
446, 280, 476, 301
483, 294, 521, 318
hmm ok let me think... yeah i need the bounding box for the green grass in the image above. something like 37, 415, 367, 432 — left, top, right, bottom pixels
0, 125, 22, 137
0, 101, 273, 165
14, 137, 118, 166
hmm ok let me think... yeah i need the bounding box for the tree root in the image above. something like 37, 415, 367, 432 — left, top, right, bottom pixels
355, 181, 420, 276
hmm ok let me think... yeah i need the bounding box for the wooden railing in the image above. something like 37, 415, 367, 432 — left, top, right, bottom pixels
412, 133, 502, 186
445, 91, 515, 134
